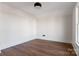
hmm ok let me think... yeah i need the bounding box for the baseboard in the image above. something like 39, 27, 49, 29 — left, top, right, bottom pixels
72, 43, 78, 56
35, 38, 72, 44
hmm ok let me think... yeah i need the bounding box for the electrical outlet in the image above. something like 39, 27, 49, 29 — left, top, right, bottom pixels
42, 35, 46, 37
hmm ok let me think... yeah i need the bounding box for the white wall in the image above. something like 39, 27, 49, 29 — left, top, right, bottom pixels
0, 3, 36, 50
36, 7, 73, 43
0, 2, 76, 50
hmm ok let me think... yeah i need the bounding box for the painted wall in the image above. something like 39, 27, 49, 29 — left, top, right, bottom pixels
0, 3, 36, 50
0, 2, 76, 50
36, 6, 74, 43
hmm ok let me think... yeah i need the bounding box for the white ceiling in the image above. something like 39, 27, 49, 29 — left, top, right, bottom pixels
0, 2, 76, 17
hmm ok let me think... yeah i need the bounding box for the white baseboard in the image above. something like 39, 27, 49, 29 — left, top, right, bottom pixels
72, 43, 79, 56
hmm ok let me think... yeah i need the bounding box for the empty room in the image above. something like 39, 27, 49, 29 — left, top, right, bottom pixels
0, 2, 79, 56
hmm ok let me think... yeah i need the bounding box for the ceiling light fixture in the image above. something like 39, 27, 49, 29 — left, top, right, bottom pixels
34, 2, 42, 7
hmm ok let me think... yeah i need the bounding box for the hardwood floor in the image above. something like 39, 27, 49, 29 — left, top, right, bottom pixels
0, 39, 76, 56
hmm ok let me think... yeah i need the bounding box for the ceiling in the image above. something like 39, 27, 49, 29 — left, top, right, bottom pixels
0, 2, 76, 18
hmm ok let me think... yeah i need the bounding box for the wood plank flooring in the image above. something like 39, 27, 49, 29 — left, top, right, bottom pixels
0, 39, 76, 56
